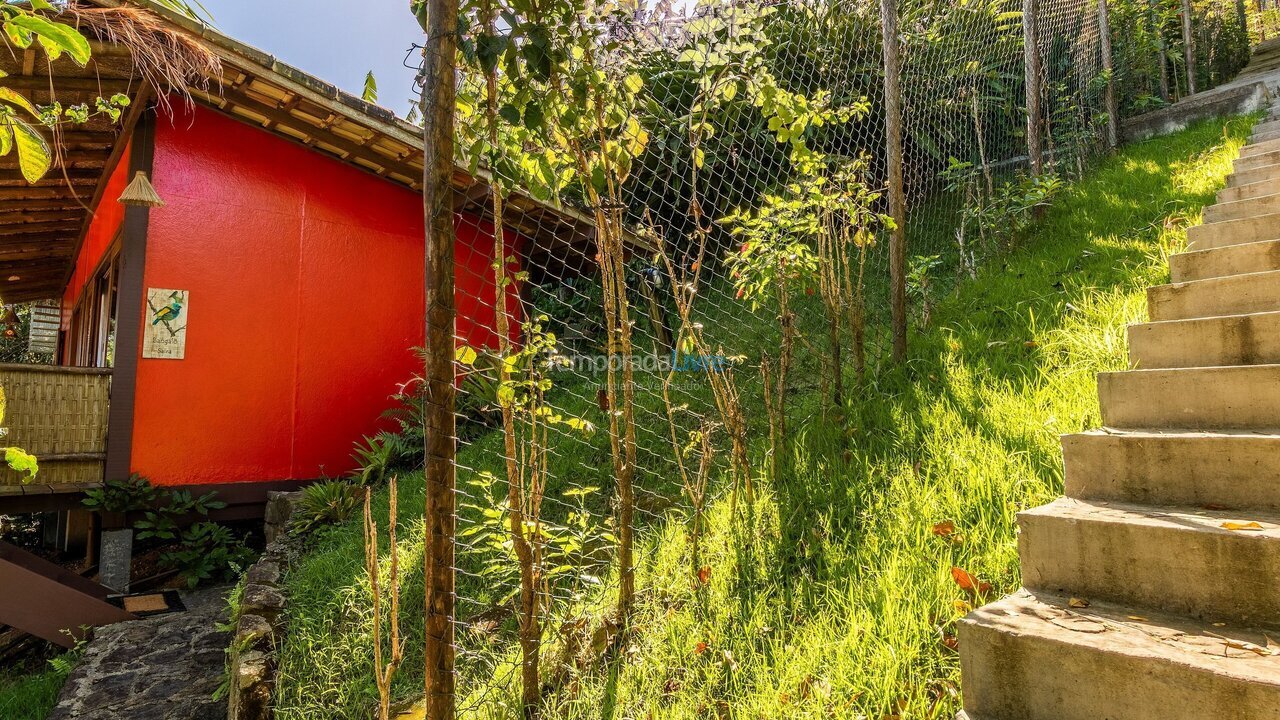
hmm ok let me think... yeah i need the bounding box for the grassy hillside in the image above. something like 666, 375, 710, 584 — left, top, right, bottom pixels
273, 114, 1253, 719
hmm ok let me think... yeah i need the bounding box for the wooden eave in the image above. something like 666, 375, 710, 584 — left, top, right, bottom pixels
1, 1, 649, 303
0, 37, 145, 303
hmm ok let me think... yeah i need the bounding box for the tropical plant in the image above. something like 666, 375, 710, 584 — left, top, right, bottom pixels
290, 479, 364, 534
82, 474, 158, 515
159, 521, 253, 588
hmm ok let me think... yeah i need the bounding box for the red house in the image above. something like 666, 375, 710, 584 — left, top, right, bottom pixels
0, 1, 608, 524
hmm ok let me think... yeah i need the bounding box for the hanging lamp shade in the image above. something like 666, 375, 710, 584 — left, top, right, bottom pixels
118, 171, 165, 208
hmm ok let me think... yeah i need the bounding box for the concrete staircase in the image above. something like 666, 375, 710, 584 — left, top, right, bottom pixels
957, 108, 1280, 719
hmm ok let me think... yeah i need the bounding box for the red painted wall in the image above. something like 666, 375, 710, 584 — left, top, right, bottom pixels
60, 141, 131, 337
132, 105, 520, 486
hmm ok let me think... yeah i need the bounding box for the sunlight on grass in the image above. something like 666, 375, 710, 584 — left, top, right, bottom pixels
273, 115, 1251, 719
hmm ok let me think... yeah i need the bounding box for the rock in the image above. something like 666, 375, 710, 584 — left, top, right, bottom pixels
244, 560, 280, 587
240, 585, 285, 622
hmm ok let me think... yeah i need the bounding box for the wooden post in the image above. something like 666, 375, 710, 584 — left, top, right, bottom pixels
1023, 0, 1044, 176
418, 0, 458, 715
880, 0, 907, 363
1099, 0, 1119, 150
1182, 0, 1197, 95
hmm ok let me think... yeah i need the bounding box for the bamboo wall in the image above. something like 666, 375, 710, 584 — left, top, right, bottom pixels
0, 364, 111, 487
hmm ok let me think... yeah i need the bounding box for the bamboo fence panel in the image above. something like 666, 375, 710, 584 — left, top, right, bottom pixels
0, 363, 111, 486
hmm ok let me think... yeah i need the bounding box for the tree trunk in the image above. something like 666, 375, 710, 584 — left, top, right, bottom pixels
1023, 0, 1044, 175
1154, 0, 1171, 101
880, 0, 907, 363
1182, 0, 1198, 95
418, 0, 458, 715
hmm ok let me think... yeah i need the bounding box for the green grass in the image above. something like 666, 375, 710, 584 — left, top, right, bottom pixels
274, 113, 1253, 719
0, 652, 78, 720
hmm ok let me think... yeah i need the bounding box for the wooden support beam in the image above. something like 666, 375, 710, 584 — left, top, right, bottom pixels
0, 187, 88, 200
0, 221, 82, 236
0, 210, 86, 225
0, 199, 85, 211
2, 76, 134, 93
0, 541, 133, 648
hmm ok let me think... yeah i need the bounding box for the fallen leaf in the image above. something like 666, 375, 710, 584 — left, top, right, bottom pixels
1221, 521, 1264, 532
941, 633, 959, 651
1068, 597, 1091, 609
697, 566, 712, 585
1208, 632, 1277, 657
1024, 340, 1039, 348
1127, 615, 1149, 622
951, 566, 992, 594
953, 599, 973, 614
694, 642, 708, 655
932, 520, 956, 537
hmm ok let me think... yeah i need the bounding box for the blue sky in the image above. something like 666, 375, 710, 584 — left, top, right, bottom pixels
198, 0, 424, 117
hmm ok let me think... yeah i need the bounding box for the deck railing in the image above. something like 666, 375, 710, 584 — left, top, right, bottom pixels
0, 363, 111, 487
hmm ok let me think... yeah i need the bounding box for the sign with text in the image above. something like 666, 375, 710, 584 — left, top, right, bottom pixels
143, 288, 188, 360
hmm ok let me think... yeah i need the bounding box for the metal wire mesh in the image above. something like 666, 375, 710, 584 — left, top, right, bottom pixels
394, 0, 1265, 716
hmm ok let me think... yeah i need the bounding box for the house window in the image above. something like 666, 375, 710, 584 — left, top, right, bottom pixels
66, 241, 120, 368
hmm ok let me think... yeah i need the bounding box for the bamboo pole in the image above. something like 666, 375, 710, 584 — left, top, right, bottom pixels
1023, 0, 1045, 175
1182, 0, 1197, 95
880, 0, 907, 363
1099, 0, 1119, 150
417, 0, 458, 715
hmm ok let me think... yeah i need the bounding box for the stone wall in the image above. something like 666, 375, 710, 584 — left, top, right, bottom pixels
227, 490, 302, 720
1122, 82, 1271, 143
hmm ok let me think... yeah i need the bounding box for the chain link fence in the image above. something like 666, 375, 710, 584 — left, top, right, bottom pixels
386, 0, 1266, 717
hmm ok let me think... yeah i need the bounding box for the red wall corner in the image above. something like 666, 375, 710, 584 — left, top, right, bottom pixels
131, 104, 521, 486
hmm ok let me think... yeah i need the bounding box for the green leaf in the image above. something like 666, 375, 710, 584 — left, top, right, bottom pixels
5, 446, 37, 481
498, 103, 521, 126
476, 33, 507, 75
523, 101, 544, 132
0, 87, 38, 117
8, 14, 91, 66
11, 118, 49, 183
361, 71, 378, 103
456, 345, 479, 366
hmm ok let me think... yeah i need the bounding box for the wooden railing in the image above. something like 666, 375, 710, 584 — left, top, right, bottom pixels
0, 364, 111, 487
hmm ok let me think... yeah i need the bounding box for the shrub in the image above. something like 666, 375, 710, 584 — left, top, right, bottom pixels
290, 479, 363, 535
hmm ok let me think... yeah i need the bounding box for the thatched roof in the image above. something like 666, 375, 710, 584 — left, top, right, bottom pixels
0, 0, 635, 303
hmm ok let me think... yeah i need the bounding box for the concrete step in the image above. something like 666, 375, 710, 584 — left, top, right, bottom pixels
1186, 212, 1280, 250
959, 590, 1280, 720
1019, 498, 1280, 627
1130, 310, 1280, 368
1252, 129, 1280, 145
1170, 238, 1280, 281
1227, 162, 1280, 187
1202, 192, 1280, 223
1235, 149, 1280, 173
1098, 364, 1280, 430
1218, 176, 1280, 203
1252, 118, 1280, 136
1062, 429, 1280, 511
1150, 269, 1279, 320
1240, 137, 1280, 158
1147, 269, 1280, 321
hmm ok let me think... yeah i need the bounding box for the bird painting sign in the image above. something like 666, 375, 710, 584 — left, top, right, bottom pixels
143, 288, 189, 360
